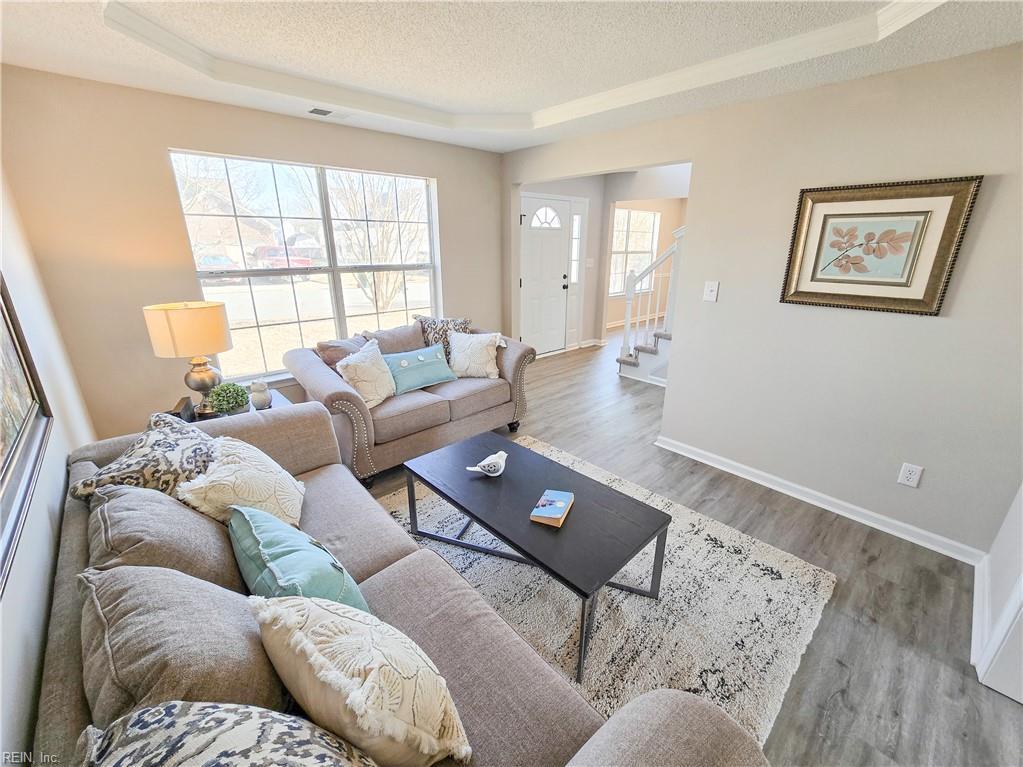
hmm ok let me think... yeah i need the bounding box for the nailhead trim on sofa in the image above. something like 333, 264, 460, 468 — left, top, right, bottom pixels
512, 350, 536, 421
330, 400, 378, 478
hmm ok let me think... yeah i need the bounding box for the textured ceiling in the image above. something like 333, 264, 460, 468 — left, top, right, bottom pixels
1, 2, 1020, 152
122, 1, 882, 113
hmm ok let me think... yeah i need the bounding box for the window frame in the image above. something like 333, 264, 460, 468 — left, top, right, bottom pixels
608, 208, 661, 297
170, 150, 442, 380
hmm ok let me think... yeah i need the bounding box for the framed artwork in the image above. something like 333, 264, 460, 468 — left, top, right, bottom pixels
0, 278, 53, 597
780, 177, 982, 315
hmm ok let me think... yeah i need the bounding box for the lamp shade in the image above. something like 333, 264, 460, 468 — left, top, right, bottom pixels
143, 301, 232, 359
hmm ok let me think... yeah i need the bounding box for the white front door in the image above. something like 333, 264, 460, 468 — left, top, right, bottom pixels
520, 196, 571, 355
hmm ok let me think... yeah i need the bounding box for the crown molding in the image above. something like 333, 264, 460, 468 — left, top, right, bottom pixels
103, 0, 945, 134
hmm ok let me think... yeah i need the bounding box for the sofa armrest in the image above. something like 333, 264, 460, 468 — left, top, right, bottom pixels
284, 348, 376, 474
495, 336, 536, 421
567, 690, 767, 767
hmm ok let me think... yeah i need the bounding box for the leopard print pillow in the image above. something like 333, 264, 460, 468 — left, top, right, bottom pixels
413, 314, 471, 362
70, 413, 215, 501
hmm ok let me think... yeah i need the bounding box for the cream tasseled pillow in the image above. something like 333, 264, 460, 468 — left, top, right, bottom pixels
448, 331, 505, 379
250, 596, 471, 767
176, 437, 304, 526
335, 339, 396, 409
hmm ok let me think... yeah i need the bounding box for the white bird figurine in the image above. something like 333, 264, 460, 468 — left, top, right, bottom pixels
466, 450, 508, 477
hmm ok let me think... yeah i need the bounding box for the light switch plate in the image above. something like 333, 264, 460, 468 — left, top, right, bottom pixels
703, 281, 720, 302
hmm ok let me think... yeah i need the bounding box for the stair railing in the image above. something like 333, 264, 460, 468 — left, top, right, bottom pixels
620, 225, 686, 361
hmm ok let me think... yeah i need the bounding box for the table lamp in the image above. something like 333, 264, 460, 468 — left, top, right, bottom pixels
143, 301, 232, 416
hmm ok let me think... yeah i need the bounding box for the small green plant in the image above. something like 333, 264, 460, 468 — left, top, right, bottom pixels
209, 382, 249, 414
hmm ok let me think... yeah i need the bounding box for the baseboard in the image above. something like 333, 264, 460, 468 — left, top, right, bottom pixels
654, 434, 985, 565
974, 573, 1023, 681
971, 556, 990, 665
579, 338, 606, 348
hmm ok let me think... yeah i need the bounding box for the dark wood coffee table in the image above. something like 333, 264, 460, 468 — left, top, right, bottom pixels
404, 432, 671, 682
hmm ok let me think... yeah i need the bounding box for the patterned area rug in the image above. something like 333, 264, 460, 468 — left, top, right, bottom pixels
379, 436, 836, 742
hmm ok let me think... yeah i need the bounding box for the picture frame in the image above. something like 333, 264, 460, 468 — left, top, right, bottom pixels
0, 278, 53, 597
780, 176, 982, 315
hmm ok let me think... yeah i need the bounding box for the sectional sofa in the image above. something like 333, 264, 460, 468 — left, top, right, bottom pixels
35, 403, 766, 766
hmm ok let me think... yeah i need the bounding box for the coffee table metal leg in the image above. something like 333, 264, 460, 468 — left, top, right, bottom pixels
607, 527, 668, 599
406, 470, 419, 536
454, 518, 473, 539
576, 591, 598, 683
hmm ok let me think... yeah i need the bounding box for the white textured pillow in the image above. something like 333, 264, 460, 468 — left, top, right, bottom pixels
335, 339, 396, 408
176, 437, 304, 526
448, 332, 504, 379
250, 596, 471, 767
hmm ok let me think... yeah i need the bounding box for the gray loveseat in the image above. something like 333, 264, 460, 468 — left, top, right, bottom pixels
284, 321, 535, 481
35, 403, 767, 766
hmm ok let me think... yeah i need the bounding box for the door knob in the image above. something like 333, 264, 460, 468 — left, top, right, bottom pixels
562, 284, 569, 290
563, 274, 568, 280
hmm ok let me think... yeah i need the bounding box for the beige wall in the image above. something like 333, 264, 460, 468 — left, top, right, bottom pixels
504, 44, 1022, 552
0, 179, 93, 753
2, 65, 503, 438
604, 198, 686, 328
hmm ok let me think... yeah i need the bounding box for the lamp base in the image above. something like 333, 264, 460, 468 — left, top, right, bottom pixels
184, 356, 222, 416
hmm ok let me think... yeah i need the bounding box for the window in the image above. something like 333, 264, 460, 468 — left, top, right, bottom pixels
609, 208, 660, 296
530, 206, 562, 229
170, 152, 438, 379
569, 214, 582, 284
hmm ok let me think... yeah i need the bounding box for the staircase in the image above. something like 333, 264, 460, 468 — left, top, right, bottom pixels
616, 226, 685, 387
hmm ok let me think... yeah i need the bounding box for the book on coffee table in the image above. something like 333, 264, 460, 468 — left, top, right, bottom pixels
530, 489, 575, 528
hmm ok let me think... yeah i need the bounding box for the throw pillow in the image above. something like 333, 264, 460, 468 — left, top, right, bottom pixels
70, 413, 214, 500
413, 315, 471, 363
250, 596, 472, 767
176, 437, 305, 526
335, 339, 396, 409
448, 332, 505, 379
317, 336, 368, 367
229, 506, 369, 612
76, 701, 379, 767
78, 566, 286, 729
382, 344, 457, 395
362, 324, 426, 354
88, 485, 245, 592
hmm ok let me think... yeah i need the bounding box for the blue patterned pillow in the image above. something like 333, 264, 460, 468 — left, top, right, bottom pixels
382, 343, 456, 395
77, 701, 379, 766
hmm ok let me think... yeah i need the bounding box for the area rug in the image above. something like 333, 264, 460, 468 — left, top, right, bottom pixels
379, 436, 836, 742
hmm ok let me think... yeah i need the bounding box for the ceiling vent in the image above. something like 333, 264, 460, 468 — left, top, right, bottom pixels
308, 108, 332, 116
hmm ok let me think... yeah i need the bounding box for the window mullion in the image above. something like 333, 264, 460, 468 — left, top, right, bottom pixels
316, 166, 348, 340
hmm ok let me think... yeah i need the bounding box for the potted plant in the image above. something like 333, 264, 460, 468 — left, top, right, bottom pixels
208, 382, 250, 416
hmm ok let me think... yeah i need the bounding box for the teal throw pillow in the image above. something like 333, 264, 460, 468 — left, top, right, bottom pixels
228, 506, 369, 613
382, 343, 456, 395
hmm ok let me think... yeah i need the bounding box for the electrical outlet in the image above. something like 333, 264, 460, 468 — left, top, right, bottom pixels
897, 462, 923, 488
703, 281, 720, 302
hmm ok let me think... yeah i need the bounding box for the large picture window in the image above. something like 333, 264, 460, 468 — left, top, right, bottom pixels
609, 208, 660, 296
170, 151, 438, 379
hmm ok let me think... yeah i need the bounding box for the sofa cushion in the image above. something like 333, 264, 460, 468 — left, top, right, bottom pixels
295, 463, 419, 582
362, 323, 426, 354
335, 339, 397, 409
228, 506, 369, 612
413, 315, 471, 362
371, 391, 450, 444
424, 378, 511, 421
359, 550, 603, 767
176, 436, 305, 526
316, 336, 367, 367
78, 566, 286, 728
250, 596, 472, 767
88, 485, 244, 593
70, 413, 215, 500
383, 344, 457, 395
76, 701, 380, 767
